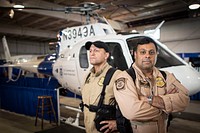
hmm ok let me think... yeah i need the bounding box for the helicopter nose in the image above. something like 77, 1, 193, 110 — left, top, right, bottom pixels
38, 61, 54, 76
161, 65, 200, 96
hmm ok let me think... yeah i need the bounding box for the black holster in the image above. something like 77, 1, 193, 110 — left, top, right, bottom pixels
116, 105, 133, 133
93, 104, 116, 132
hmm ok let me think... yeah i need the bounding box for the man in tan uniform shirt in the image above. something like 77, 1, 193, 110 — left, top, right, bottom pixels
114, 37, 190, 133
81, 41, 121, 133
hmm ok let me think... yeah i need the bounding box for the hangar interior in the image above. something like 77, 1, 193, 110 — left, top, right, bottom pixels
0, 0, 200, 133
0, 0, 200, 65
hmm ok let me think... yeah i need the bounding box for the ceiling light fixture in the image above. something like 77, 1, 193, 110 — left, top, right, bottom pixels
13, 1, 25, 10
189, 3, 200, 10
13, 4, 24, 8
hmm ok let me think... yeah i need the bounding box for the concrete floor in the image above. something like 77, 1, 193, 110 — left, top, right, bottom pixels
0, 100, 200, 133
0, 109, 56, 133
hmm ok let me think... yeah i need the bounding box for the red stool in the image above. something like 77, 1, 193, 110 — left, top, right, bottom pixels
35, 96, 58, 129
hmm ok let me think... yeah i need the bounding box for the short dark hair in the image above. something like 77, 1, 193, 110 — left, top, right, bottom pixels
133, 37, 158, 52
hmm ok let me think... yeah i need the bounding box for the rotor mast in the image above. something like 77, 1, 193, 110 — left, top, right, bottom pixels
65, 2, 105, 24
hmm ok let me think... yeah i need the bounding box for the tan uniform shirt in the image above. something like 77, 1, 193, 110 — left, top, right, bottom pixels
114, 63, 189, 133
81, 63, 121, 133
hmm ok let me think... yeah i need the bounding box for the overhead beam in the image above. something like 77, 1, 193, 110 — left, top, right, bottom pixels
111, 1, 186, 22
0, 23, 57, 39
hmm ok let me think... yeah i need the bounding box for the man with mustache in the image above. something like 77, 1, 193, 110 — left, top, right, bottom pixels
113, 37, 189, 133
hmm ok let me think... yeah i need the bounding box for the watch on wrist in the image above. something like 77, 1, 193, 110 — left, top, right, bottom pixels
147, 95, 153, 104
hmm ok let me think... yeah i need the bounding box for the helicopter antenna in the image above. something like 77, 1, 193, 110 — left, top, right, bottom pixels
65, 2, 105, 24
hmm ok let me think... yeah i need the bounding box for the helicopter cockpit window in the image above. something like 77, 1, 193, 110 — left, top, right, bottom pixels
79, 46, 89, 68
127, 36, 184, 68
106, 42, 128, 70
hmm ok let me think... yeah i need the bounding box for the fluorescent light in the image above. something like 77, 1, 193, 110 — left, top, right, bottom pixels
13, 4, 24, 10
189, 4, 200, 10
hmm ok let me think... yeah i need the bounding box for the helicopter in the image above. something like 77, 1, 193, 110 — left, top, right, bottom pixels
1, 2, 200, 96
26, 2, 199, 97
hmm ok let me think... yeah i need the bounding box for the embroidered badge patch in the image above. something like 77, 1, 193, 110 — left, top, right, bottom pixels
115, 78, 125, 90
98, 77, 105, 86
156, 76, 166, 87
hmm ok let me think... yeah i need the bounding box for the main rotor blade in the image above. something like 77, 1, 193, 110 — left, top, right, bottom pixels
0, 6, 65, 12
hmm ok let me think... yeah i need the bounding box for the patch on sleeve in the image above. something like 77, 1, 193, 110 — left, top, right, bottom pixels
115, 78, 125, 90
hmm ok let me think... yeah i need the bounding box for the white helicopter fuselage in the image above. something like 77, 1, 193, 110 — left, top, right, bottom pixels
52, 23, 200, 96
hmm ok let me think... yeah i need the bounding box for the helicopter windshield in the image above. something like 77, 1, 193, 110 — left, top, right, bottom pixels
127, 36, 184, 68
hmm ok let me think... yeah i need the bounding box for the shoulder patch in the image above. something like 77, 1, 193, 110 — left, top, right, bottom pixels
115, 78, 126, 90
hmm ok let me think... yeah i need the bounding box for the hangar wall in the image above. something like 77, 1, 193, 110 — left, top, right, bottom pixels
0, 39, 51, 59
134, 17, 200, 54
160, 17, 200, 54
